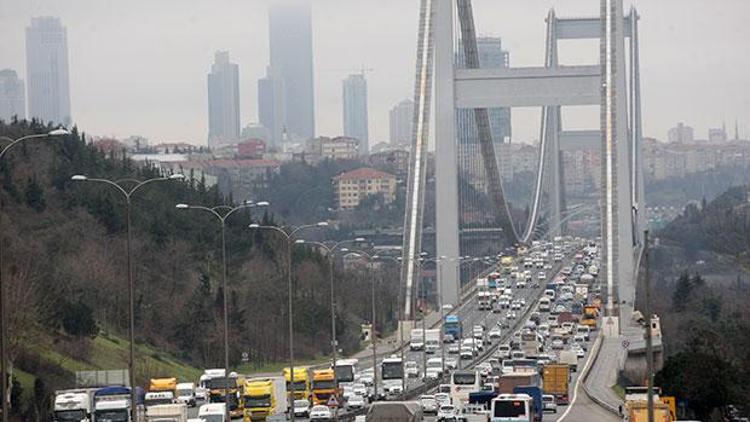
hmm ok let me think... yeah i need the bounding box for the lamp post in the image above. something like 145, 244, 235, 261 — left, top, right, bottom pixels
248, 222, 328, 422
72, 172, 184, 421
0, 128, 69, 422
175, 200, 267, 421
294, 237, 365, 418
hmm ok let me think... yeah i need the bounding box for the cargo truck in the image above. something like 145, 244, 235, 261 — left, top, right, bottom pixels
283, 366, 311, 401
243, 376, 287, 421
625, 400, 672, 422
93, 386, 134, 420
410, 328, 425, 351
53, 389, 96, 422
311, 369, 338, 406
145, 403, 188, 422
559, 350, 579, 372
425, 329, 441, 354
149, 377, 177, 395
496, 373, 540, 395
513, 386, 543, 422
580, 306, 599, 329
542, 364, 570, 404
206, 371, 243, 418
366, 402, 422, 421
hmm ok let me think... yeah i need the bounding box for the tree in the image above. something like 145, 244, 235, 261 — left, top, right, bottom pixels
59, 299, 98, 337
672, 272, 693, 312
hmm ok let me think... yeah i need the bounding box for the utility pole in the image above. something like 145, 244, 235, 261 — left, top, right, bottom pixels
644, 230, 654, 422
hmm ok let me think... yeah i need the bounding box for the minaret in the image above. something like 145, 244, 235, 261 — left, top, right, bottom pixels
735, 119, 740, 141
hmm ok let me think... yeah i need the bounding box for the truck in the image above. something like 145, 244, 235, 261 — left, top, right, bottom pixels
366, 401, 422, 422
175, 382, 196, 407
443, 315, 462, 341
559, 350, 579, 372
311, 369, 338, 406
242, 376, 287, 421
410, 328, 425, 351
520, 332, 542, 357
477, 291, 493, 311
148, 377, 177, 396
425, 329, 441, 354
513, 386, 543, 422
93, 398, 132, 422
542, 364, 570, 404
625, 400, 672, 422
283, 366, 311, 401
145, 403, 188, 422
53, 389, 96, 422
205, 370, 242, 418
496, 373, 540, 395
580, 305, 599, 329
574, 283, 589, 299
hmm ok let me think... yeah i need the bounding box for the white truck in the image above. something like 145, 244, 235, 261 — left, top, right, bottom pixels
559, 350, 579, 372
424, 329, 441, 354
410, 328, 425, 351
477, 291, 492, 311
53, 389, 96, 422
145, 403, 188, 422
94, 398, 131, 422
176, 382, 196, 407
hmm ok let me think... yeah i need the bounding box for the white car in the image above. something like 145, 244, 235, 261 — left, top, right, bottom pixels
511, 301, 522, 310
352, 383, 367, 397
460, 346, 474, 360
445, 358, 458, 370
309, 405, 333, 421
346, 394, 365, 410
448, 343, 460, 354
537, 271, 546, 280
194, 387, 207, 402
551, 338, 565, 349
475, 363, 492, 377
542, 394, 558, 413
420, 395, 438, 414
293, 399, 311, 418
489, 327, 502, 339
506, 311, 517, 320
437, 404, 458, 421
516, 280, 527, 289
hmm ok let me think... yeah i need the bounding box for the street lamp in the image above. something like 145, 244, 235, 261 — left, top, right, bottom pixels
341, 248, 379, 399
72, 173, 184, 422
294, 237, 366, 414
0, 128, 69, 422
248, 222, 327, 422
175, 200, 267, 421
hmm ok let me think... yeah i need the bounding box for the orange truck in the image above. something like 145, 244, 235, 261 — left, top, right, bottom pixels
626, 400, 672, 422
581, 305, 599, 329
542, 364, 570, 404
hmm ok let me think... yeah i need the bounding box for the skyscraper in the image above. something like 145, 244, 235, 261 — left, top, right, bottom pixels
389, 99, 414, 146
258, 67, 285, 148
342, 74, 369, 153
207, 51, 240, 147
25, 17, 71, 126
267, 0, 315, 142
0, 69, 26, 122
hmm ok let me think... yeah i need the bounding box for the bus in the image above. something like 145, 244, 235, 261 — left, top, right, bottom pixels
380, 356, 404, 398
334, 358, 360, 389
443, 315, 462, 341
450, 370, 481, 406
490, 394, 533, 422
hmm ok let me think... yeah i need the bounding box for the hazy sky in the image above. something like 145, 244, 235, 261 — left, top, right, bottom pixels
1, 0, 749, 145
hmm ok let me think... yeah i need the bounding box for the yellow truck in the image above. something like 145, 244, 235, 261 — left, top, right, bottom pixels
243, 377, 287, 421
581, 305, 599, 329
626, 399, 672, 422
148, 377, 177, 395
311, 369, 338, 406
500, 256, 513, 267
542, 364, 570, 405
207, 372, 243, 418
283, 367, 310, 401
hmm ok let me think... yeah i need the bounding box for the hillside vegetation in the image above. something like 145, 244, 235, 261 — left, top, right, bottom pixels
0, 121, 399, 419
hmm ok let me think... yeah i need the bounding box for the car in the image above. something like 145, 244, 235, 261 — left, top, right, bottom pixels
538, 271, 546, 280
444, 358, 458, 370
511, 301, 521, 310
425, 367, 442, 380
437, 404, 458, 421
352, 383, 367, 397
309, 405, 333, 421
516, 280, 527, 289
575, 347, 586, 358
194, 386, 207, 402
495, 344, 511, 359
542, 394, 558, 413
460, 346, 474, 360
476, 363, 492, 377
420, 395, 438, 414
506, 311, 517, 320
551, 338, 565, 349
519, 298, 526, 306
448, 343, 460, 354
405, 361, 419, 378
496, 319, 510, 329
293, 399, 311, 418
346, 394, 365, 410
489, 327, 502, 339
434, 393, 450, 406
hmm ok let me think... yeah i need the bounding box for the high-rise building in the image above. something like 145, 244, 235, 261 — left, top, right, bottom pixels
342, 74, 369, 153
207, 51, 240, 147
389, 99, 414, 146
267, 0, 315, 142
258, 67, 285, 148
25, 17, 71, 126
667, 122, 694, 144
708, 127, 727, 143
0, 69, 26, 121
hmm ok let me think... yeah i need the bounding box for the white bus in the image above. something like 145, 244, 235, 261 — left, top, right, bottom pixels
490, 394, 533, 422
449, 370, 481, 406
334, 358, 360, 388
380, 356, 404, 398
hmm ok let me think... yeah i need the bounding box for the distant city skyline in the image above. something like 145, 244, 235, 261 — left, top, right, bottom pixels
1, 1, 749, 145
0, 69, 26, 121
342, 73, 369, 153
25, 16, 71, 126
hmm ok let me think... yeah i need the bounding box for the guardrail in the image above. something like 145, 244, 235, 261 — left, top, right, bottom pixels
580, 327, 622, 415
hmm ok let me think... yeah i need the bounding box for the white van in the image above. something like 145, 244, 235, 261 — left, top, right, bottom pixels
576, 325, 591, 341
198, 403, 226, 422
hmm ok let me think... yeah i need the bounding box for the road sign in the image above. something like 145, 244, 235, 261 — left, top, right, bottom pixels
327, 395, 339, 408
622, 339, 631, 349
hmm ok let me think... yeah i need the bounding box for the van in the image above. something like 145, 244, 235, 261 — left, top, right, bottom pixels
176, 383, 196, 407
198, 403, 226, 422
544, 289, 556, 300
576, 325, 591, 341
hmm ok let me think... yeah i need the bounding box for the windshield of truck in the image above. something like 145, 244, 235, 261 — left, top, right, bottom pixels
95, 409, 129, 422
313, 380, 335, 390
177, 389, 192, 396
493, 400, 528, 417
452, 371, 476, 385
244, 394, 272, 408
381, 362, 404, 380
286, 380, 307, 391
335, 366, 354, 383
54, 410, 86, 421
207, 377, 236, 389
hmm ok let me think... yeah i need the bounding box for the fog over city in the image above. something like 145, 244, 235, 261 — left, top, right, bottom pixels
1, 0, 748, 145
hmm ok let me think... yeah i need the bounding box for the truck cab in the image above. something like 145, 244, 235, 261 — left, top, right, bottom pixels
54, 390, 93, 422
94, 399, 131, 422
243, 379, 275, 420
284, 367, 310, 401
311, 369, 338, 406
